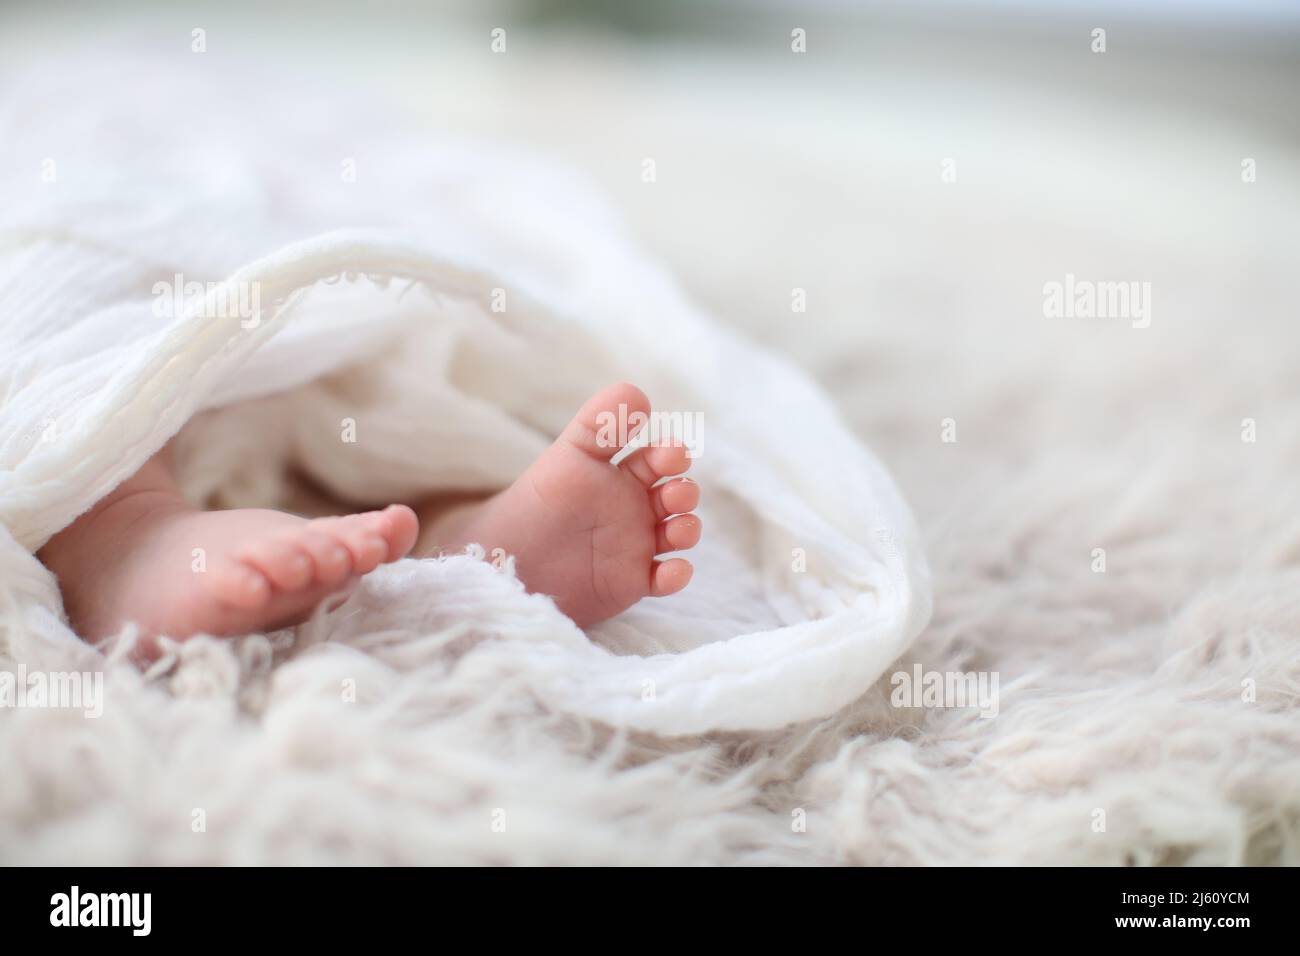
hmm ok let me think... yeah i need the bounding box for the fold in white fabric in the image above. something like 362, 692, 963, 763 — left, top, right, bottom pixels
0, 58, 930, 733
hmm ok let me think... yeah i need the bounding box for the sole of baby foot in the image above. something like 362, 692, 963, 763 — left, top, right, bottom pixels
418, 382, 702, 628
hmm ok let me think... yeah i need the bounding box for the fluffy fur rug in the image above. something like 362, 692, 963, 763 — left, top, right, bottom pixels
2, 13, 1298, 865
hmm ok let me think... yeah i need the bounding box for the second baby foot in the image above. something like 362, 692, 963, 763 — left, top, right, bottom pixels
42, 492, 419, 660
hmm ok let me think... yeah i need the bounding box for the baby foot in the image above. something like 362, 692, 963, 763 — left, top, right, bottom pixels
42, 492, 418, 659
419, 383, 702, 627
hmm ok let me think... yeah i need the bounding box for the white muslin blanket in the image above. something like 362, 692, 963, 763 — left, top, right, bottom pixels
0, 59, 930, 734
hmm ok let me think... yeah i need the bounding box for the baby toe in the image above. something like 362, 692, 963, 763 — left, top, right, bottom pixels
364, 504, 419, 562
241, 537, 314, 591
321, 516, 388, 575
562, 382, 652, 461
215, 562, 273, 610
650, 558, 693, 597
623, 441, 691, 488
656, 514, 702, 554
651, 477, 699, 520
298, 528, 354, 587
332, 520, 387, 572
